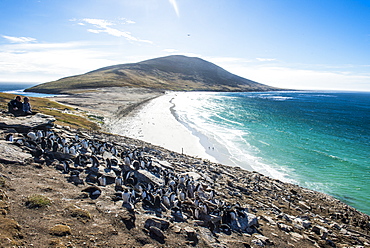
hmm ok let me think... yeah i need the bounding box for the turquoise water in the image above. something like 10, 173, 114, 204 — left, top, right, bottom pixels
172, 91, 370, 215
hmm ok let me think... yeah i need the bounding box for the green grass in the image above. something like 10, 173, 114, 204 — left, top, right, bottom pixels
26, 194, 51, 208
0, 92, 100, 130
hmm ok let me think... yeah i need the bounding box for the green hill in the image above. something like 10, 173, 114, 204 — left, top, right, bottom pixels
25, 55, 281, 93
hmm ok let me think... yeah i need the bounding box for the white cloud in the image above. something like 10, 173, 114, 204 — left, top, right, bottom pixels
0, 41, 119, 82
78, 18, 152, 43
169, 0, 180, 17
2, 35, 36, 43
209, 56, 370, 91
163, 49, 178, 53
256, 58, 276, 62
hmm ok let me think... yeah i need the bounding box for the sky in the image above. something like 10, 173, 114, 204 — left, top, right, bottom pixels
1, 0, 370, 91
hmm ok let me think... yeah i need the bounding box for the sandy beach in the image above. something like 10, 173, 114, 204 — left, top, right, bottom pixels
50, 88, 216, 161
106, 92, 216, 162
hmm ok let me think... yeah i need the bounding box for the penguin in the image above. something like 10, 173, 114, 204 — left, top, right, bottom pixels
125, 173, 138, 187
5, 133, 13, 142
31, 148, 44, 159
178, 190, 186, 202
110, 158, 118, 167
36, 130, 43, 141
52, 141, 59, 152
124, 156, 131, 166
115, 176, 123, 186
122, 189, 131, 204
62, 160, 70, 174
106, 158, 112, 169
27, 132, 37, 141
90, 155, 99, 167
15, 138, 24, 146
110, 146, 118, 156
132, 160, 140, 170
40, 137, 47, 150
69, 170, 84, 185
81, 139, 89, 149
82, 186, 101, 199
154, 195, 161, 209
162, 195, 171, 209
98, 175, 106, 186
69, 146, 77, 156
63, 146, 69, 154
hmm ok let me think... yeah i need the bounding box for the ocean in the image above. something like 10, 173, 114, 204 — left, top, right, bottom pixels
0, 82, 56, 97
172, 91, 370, 215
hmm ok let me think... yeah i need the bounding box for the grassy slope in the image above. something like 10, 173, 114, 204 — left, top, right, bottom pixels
25, 56, 281, 94
0, 93, 99, 130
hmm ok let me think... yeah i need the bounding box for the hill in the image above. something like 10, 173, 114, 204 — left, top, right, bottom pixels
25, 55, 281, 93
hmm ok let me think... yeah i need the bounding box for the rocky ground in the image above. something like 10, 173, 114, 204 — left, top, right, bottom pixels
0, 113, 369, 248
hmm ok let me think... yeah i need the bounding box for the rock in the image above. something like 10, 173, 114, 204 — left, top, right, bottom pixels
149, 226, 165, 240
312, 225, 326, 236
0, 140, 32, 164
290, 232, 304, 241
184, 226, 198, 243
252, 234, 274, 246
230, 211, 258, 233
278, 223, 293, 232
144, 217, 170, 231
197, 227, 217, 245
49, 224, 71, 236
136, 169, 164, 187
0, 113, 55, 132
172, 225, 182, 233
118, 209, 136, 229
260, 215, 276, 225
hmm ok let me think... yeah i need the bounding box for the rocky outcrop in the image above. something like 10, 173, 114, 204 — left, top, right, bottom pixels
0, 113, 55, 133
0, 115, 369, 247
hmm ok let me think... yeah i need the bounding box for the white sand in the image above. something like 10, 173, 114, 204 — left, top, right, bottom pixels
107, 92, 216, 162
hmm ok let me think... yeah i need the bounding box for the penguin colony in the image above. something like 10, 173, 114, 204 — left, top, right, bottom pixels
6, 128, 259, 235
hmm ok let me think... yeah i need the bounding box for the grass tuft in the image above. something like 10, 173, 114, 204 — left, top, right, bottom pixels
25, 194, 51, 209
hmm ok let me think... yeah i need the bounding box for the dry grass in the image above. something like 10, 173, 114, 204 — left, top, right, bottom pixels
49, 224, 71, 236
66, 205, 91, 220
0, 92, 100, 130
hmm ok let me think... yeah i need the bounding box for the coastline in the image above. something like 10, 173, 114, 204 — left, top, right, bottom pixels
48, 88, 369, 213
1, 88, 369, 247
106, 92, 216, 162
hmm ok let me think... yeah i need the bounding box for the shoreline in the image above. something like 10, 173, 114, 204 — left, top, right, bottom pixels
105, 92, 216, 162
48, 88, 368, 213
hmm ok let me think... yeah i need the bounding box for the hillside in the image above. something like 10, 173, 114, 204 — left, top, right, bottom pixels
25, 55, 281, 93
0, 115, 369, 247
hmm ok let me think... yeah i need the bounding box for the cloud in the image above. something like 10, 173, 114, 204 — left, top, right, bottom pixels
79, 18, 152, 43
0, 40, 120, 82
256, 58, 276, 62
209, 56, 370, 91
163, 49, 178, 53
2, 35, 36, 43
169, 0, 180, 17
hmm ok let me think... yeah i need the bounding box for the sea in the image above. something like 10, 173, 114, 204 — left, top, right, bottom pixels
171, 91, 370, 215
0, 82, 55, 97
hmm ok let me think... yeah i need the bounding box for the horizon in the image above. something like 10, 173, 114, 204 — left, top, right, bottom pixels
1, 0, 370, 91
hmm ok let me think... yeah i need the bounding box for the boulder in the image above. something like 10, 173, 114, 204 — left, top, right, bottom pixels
0, 140, 32, 164
0, 113, 55, 132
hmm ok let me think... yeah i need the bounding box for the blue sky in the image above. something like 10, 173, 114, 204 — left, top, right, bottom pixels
1, 0, 370, 91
